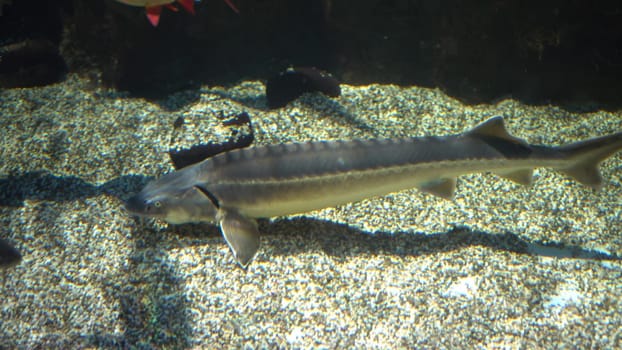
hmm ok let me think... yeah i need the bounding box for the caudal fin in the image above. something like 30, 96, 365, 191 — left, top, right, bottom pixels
556, 132, 622, 189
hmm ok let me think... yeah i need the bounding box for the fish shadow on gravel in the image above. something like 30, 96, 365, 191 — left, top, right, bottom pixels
0, 171, 150, 207
256, 217, 621, 262
157, 216, 621, 263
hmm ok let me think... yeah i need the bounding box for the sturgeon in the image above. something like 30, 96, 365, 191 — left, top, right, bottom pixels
126, 117, 622, 267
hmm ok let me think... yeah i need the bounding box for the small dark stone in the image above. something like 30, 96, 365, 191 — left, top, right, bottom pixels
173, 116, 185, 129
45, 129, 70, 160
266, 67, 341, 109
222, 112, 251, 127
0, 238, 21, 268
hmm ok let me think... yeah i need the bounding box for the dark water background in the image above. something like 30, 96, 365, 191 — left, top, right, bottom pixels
1, 0, 621, 109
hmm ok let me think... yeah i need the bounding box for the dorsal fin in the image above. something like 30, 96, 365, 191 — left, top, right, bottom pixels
467, 117, 531, 158
468, 116, 517, 141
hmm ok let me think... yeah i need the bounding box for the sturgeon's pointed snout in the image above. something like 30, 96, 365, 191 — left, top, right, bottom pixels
125, 194, 147, 215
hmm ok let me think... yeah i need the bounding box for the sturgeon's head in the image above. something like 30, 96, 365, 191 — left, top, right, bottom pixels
125, 166, 219, 224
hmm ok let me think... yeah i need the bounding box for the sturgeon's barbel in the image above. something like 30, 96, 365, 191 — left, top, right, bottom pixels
126, 117, 622, 267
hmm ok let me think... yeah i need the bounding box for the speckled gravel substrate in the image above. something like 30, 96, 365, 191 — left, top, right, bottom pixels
0, 75, 621, 349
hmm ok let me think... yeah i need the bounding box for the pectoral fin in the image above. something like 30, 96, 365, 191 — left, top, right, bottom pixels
497, 169, 533, 185
418, 178, 456, 199
218, 209, 260, 268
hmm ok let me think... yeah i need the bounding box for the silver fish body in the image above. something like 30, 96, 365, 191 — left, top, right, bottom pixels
126, 117, 622, 266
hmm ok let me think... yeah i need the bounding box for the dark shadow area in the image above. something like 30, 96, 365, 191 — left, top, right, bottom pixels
0, 171, 150, 207
59, 0, 337, 103
259, 218, 621, 262
209, 87, 374, 133
151, 89, 203, 112
0, 170, 192, 349
86, 234, 193, 349
58, 0, 622, 111
300, 95, 376, 133
0, 0, 68, 88
207, 89, 268, 111
2, 0, 622, 109
4, 0, 621, 110
136, 214, 621, 263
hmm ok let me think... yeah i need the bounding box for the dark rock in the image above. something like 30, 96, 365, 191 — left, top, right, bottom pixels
0, 39, 67, 88
169, 112, 254, 169
0, 238, 21, 268
173, 116, 185, 129
266, 67, 341, 109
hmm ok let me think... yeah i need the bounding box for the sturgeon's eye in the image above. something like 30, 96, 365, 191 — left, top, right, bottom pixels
144, 200, 161, 212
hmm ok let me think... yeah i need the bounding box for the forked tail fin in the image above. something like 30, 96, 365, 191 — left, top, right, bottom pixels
556, 132, 622, 189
